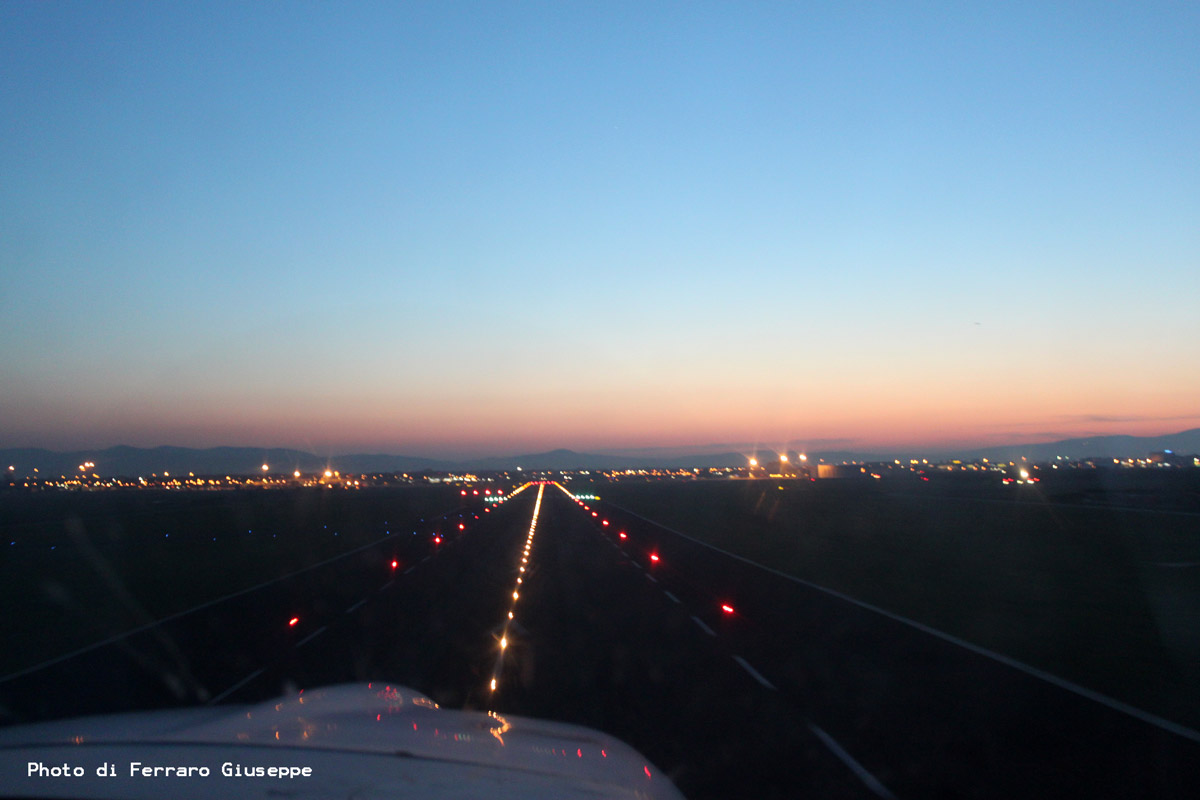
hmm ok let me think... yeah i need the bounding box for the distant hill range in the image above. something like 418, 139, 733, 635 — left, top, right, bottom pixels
3, 429, 1198, 478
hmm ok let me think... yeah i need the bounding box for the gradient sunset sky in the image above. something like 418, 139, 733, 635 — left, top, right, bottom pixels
3, 1, 1198, 458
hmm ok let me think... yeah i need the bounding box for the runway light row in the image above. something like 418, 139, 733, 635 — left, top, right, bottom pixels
553, 483, 740, 625
490, 482, 545, 699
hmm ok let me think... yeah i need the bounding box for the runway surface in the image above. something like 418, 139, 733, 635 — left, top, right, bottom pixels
3, 481, 1197, 798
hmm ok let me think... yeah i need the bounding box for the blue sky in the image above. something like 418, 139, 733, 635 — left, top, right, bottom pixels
2, 1, 1198, 457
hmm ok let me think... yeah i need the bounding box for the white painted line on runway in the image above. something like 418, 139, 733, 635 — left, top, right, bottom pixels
209, 668, 265, 705
732, 655, 777, 690
691, 616, 716, 637
403, 566, 416, 574
344, 599, 367, 614
421, 555, 431, 563
296, 625, 328, 647
645, 573, 658, 583
664, 590, 681, 604
808, 723, 896, 799
379, 580, 394, 592
611, 503, 1200, 744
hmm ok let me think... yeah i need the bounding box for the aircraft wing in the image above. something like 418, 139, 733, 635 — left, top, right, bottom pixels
0, 682, 684, 799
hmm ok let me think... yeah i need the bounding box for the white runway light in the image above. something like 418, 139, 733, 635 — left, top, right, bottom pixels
489, 482, 545, 702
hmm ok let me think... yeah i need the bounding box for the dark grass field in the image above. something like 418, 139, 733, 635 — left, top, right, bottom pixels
594, 471, 1200, 731
0, 486, 462, 677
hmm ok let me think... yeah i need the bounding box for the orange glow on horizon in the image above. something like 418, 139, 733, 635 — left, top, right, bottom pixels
7, 374, 1199, 458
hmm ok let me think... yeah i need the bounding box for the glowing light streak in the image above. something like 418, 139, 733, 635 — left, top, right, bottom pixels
489, 481, 545, 702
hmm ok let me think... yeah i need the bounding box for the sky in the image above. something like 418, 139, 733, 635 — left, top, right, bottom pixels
2, 1, 1198, 458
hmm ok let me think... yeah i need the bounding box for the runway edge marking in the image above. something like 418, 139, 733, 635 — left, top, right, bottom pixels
612, 503, 1200, 744
808, 723, 897, 799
